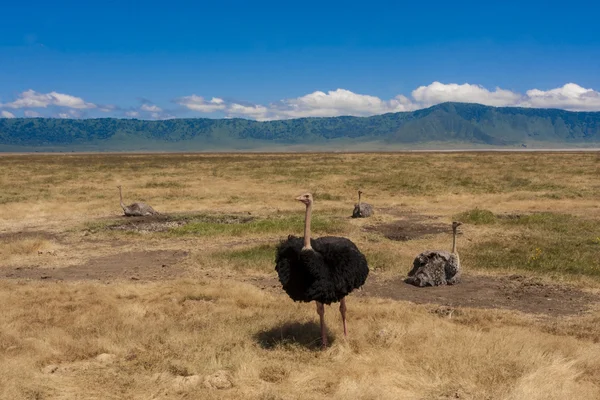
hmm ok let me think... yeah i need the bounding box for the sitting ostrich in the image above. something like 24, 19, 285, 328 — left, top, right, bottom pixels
117, 185, 159, 217
352, 190, 373, 218
406, 221, 463, 287
275, 193, 369, 349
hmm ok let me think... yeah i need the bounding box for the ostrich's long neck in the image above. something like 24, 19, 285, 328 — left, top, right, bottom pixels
118, 188, 126, 210
452, 228, 460, 265
358, 192, 362, 207
451, 228, 457, 253
303, 203, 312, 250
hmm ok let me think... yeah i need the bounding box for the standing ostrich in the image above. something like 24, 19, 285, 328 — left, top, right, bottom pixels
352, 190, 373, 218
117, 185, 159, 217
406, 221, 463, 287
275, 193, 369, 349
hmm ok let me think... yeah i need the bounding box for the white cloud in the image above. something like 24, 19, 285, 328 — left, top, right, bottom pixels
520, 83, 600, 111
189, 83, 600, 120
2, 89, 96, 109
227, 103, 271, 120
272, 89, 415, 119
411, 82, 522, 107
198, 89, 417, 121
56, 109, 83, 119
141, 104, 162, 112
5, 82, 600, 123
24, 110, 42, 117
175, 95, 227, 112
150, 111, 175, 120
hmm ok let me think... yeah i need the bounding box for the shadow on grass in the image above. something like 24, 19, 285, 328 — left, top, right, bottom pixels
254, 321, 335, 351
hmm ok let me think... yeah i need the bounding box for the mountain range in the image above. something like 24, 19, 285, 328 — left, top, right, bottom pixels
1, 102, 600, 152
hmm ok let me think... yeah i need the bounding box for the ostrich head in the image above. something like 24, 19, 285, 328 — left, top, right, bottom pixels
296, 192, 313, 206
452, 221, 463, 231
358, 190, 363, 195
117, 185, 122, 189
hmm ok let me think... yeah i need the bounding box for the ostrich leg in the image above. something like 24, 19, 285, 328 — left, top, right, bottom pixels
316, 301, 327, 349
339, 297, 347, 337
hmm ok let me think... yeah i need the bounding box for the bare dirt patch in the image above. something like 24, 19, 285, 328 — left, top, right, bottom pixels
358, 273, 598, 317
362, 208, 449, 241
363, 219, 449, 241
3, 250, 188, 281
251, 273, 598, 317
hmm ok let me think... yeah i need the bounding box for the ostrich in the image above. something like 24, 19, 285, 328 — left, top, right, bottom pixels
406, 221, 463, 287
275, 193, 369, 349
352, 190, 373, 218
117, 185, 159, 217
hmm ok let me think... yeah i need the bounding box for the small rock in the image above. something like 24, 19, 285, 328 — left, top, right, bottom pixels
95, 353, 117, 364
40, 275, 51, 280
203, 370, 233, 390
42, 365, 59, 374
130, 276, 140, 281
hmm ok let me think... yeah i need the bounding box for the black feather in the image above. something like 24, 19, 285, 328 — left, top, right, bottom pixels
275, 235, 369, 305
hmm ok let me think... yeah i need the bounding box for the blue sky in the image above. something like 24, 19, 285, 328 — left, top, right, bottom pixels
1, 0, 599, 120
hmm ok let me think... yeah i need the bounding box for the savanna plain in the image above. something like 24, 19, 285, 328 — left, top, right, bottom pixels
1, 152, 600, 400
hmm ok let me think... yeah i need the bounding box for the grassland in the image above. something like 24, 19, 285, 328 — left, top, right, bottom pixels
1, 152, 600, 399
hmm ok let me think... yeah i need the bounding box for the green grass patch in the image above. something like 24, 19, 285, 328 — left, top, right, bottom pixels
170, 214, 347, 237
455, 208, 497, 225
363, 249, 403, 272
216, 243, 276, 272
463, 212, 600, 279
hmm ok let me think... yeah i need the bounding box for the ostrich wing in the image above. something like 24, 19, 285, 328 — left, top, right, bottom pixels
409, 250, 456, 273
275, 235, 329, 302
126, 202, 158, 215
127, 203, 145, 213
312, 236, 369, 296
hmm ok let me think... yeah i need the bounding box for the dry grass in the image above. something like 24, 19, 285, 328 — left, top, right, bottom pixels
0, 238, 51, 258
1, 280, 599, 400
1, 152, 600, 399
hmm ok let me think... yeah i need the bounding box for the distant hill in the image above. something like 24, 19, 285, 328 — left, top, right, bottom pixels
1, 102, 600, 151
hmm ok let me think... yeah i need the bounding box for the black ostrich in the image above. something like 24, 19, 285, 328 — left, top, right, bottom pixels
275, 192, 369, 349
